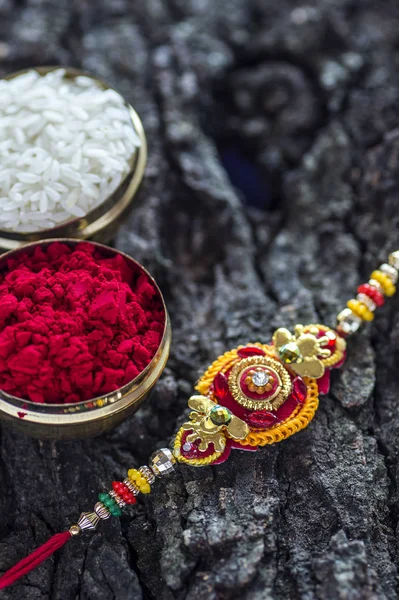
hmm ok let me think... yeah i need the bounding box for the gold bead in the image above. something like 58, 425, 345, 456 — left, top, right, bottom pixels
109, 490, 126, 508
69, 524, 81, 537
77, 512, 101, 531
94, 502, 111, 520
124, 477, 140, 495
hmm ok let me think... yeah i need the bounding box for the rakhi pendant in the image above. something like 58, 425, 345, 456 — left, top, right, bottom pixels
173, 324, 346, 466
1, 250, 399, 590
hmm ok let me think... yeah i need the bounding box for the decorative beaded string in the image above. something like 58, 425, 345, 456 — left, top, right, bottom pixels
1, 249, 399, 590
336, 251, 399, 334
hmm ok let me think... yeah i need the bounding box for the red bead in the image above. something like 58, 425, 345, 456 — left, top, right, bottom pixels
112, 481, 124, 493
124, 493, 137, 505
114, 482, 137, 504
213, 372, 230, 400
292, 377, 307, 403
247, 411, 278, 428
358, 283, 385, 307
237, 346, 266, 358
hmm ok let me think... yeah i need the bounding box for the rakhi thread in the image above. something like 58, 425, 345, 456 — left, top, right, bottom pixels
1, 249, 399, 590
0, 532, 71, 590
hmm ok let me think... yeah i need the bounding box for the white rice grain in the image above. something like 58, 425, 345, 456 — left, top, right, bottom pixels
0, 69, 138, 232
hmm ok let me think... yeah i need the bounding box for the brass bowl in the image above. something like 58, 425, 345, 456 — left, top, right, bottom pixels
0, 67, 147, 251
0, 239, 171, 440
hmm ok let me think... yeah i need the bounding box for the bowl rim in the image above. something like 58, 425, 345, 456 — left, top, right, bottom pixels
0, 238, 171, 424
0, 66, 147, 249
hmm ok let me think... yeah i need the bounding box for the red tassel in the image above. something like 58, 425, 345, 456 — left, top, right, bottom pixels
0, 531, 71, 590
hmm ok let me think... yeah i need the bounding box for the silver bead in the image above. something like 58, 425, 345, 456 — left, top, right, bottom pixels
150, 448, 176, 477
336, 308, 362, 335
124, 477, 140, 496
379, 263, 398, 284
357, 293, 376, 312
139, 465, 156, 485
77, 511, 100, 531
389, 251, 399, 271
94, 502, 111, 520
109, 490, 126, 508
368, 279, 384, 294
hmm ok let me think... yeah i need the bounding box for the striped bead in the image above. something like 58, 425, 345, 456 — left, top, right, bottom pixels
109, 490, 126, 508
124, 477, 140, 496
139, 466, 156, 485
94, 502, 111, 520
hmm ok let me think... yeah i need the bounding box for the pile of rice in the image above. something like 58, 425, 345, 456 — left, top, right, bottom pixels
0, 68, 140, 233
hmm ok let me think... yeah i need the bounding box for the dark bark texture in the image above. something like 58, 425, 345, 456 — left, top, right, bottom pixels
1, 0, 399, 598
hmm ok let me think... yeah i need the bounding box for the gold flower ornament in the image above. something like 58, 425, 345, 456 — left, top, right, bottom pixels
181, 395, 249, 452
273, 324, 333, 378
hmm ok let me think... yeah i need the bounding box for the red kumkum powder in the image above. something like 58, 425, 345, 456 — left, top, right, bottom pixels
0, 242, 165, 404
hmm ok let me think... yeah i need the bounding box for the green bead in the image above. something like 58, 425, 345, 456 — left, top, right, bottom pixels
99, 493, 115, 508
110, 505, 122, 517
278, 342, 301, 364
209, 404, 231, 426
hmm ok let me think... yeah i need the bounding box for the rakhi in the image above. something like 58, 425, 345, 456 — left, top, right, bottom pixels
0, 250, 398, 589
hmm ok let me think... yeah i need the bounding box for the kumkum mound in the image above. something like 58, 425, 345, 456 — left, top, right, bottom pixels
0, 240, 165, 404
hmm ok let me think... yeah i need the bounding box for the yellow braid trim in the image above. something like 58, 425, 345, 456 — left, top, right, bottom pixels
239, 377, 319, 447
196, 343, 274, 396
371, 270, 396, 297
173, 427, 224, 466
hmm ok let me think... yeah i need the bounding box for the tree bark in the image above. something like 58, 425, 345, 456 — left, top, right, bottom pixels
1, 1, 399, 598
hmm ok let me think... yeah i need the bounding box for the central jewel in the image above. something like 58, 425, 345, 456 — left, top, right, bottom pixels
244, 367, 275, 394
251, 371, 269, 387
